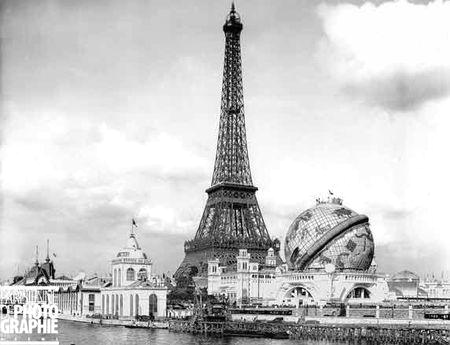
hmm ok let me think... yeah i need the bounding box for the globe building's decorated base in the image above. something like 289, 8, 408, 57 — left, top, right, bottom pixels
207, 197, 392, 306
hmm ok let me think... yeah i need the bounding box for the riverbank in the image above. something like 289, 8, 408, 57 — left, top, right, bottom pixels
231, 313, 450, 329
58, 313, 450, 330
169, 319, 450, 344
57, 314, 169, 329
307, 316, 450, 328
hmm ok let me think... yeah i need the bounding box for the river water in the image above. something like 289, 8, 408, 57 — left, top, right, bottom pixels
57, 320, 344, 345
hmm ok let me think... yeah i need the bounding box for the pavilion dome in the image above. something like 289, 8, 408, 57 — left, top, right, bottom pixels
284, 197, 374, 271
116, 233, 148, 260
391, 270, 419, 282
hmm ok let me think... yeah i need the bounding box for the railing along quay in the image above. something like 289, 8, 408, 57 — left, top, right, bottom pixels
168, 320, 450, 344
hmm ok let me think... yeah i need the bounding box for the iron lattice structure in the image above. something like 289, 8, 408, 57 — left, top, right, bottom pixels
175, 5, 280, 282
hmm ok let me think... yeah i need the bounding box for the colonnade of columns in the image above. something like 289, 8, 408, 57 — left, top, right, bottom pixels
54, 291, 79, 314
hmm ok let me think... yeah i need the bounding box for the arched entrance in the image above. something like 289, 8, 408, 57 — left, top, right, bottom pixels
285, 286, 314, 307
149, 294, 157, 317
346, 286, 371, 300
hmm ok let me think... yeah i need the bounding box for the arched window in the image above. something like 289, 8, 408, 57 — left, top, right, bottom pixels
113, 269, 117, 287
138, 268, 147, 281
106, 295, 110, 315
119, 295, 123, 316
149, 294, 157, 315
126, 268, 135, 281
129, 294, 134, 317
115, 294, 119, 316
135, 294, 139, 316
102, 295, 105, 314
118, 268, 121, 286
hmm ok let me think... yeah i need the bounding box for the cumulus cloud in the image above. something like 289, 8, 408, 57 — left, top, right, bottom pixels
317, 0, 450, 111
0, 112, 209, 276
137, 205, 197, 235
96, 125, 208, 175
1, 115, 208, 195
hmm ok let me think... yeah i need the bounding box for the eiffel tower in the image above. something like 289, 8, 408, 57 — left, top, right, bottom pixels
175, 4, 280, 283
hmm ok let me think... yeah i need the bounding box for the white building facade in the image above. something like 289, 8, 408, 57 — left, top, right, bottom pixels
208, 248, 390, 307
101, 229, 167, 319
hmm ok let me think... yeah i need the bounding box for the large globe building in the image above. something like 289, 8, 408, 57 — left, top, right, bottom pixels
285, 197, 374, 272
207, 196, 391, 307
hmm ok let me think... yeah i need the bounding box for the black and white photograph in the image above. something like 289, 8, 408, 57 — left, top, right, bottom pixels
0, 1, 449, 344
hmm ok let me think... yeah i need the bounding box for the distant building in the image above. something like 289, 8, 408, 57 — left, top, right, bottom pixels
386, 270, 425, 298
9, 242, 87, 314
12, 242, 60, 287
420, 277, 450, 299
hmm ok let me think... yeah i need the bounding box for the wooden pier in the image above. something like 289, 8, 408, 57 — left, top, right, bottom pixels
168, 320, 450, 344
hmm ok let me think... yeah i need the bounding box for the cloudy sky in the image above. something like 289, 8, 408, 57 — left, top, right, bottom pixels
1, 0, 449, 280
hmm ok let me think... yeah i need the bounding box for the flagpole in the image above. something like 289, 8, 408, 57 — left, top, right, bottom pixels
131, 218, 137, 236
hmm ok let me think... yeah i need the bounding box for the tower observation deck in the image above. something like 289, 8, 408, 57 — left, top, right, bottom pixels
174, 4, 280, 284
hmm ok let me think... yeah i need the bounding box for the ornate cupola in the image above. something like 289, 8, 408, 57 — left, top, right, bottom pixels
111, 221, 153, 287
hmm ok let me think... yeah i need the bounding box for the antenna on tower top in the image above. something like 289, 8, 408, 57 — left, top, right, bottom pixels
231, 1, 235, 12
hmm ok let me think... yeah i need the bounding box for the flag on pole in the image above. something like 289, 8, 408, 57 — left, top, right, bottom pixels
132, 218, 137, 227
328, 190, 334, 195
53, 253, 57, 257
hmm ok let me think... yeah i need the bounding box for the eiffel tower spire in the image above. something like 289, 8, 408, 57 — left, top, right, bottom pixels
211, 1, 252, 187
175, 5, 280, 283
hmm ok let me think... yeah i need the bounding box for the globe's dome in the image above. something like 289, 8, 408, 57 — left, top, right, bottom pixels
284, 198, 374, 271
